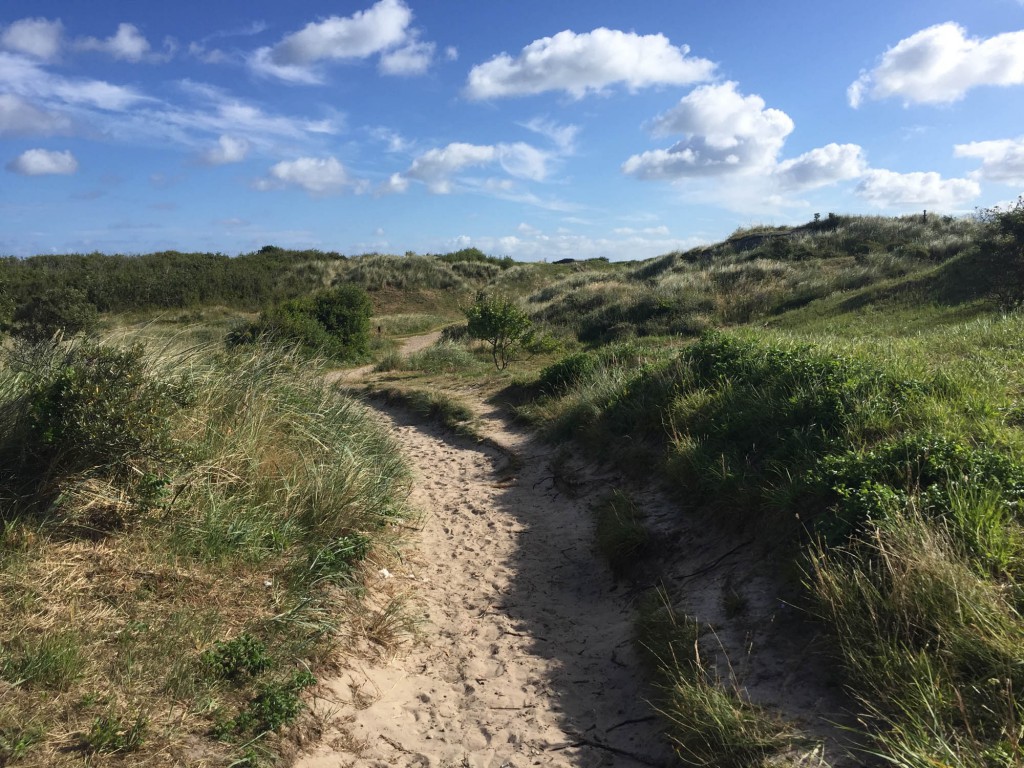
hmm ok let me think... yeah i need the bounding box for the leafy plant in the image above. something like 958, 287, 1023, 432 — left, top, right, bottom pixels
200, 633, 272, 681
228, 285, 372, 360
10, 286, 98, 343
465, 292, 533, 370
227, 670, 316, 736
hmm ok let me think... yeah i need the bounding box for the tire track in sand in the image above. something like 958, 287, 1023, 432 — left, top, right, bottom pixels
296, 397, 673, 767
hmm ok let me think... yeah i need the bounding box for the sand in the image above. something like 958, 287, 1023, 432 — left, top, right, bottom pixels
299, 333, 853, 768
300, 341, 672, 767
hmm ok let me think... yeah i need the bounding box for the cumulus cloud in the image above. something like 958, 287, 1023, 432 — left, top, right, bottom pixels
251, 0, 432, 82
1, 17, 63, 62
6, 147, 77, 175
401, 141, 552, 193
855, 168, 979, 209
202, 134, 250, 165
465, 27, 715, 99
849, 22, 1024, 107
260, 156, 352, 194
622, 82, 793, 179
76, 23, 154, 63
379, 39, 435, 75
775, 143, 867, 190
0, 93, 71, 136
954, 136, 1024, 184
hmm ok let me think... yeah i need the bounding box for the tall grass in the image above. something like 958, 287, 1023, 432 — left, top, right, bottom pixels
0, 338, 410, 766
522, 315, 1024, 764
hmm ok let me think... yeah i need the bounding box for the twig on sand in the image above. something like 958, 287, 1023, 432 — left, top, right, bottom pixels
547, 734, 666, 767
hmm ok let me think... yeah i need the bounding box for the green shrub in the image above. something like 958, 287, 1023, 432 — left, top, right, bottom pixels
22, 342, 189, 486
465, 293, 532, 370
11, 286, 98, 343
228, 670, 316, 736
228, 285, 372, 360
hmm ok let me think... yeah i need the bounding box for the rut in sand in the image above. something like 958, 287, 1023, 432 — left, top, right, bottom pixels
299, 340, 673, 767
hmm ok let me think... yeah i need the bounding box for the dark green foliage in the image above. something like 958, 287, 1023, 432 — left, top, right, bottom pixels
0, 249, 345, 313
465, 293, 533, 370
593, 491, 648, 575
434, 247, 515, 270
538, 351, 599, 395
20, 342, 189, 487
11, 286, 98, 343
977, 197, 1024, 311
229, 285, 372, 360
226, 670, 316, 736
200, 634, 272, 681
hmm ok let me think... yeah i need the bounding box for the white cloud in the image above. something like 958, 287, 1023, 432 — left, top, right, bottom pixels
406, 142, 498, 193
444, 46, 458, 61
251, 0, 422, 82
1, 18, 63, 62
622, 82, 793, 179
613, 225, 671, 236
6, 147, 77, 175
202, 134, 250, 165
368, 126, 410, 152
262, 156, 352, 194
775, 143, 867, 190
77, 23, 153, 63
855, 168, 980, 209
377, 172, 409, 194
849, 22, 1024, 107
401, 141, 553, 193
954, 136, 1024, 184
0, 51, 148, 110
0, 93, 70, 136
521, 117, 579, 152
465, 27, 716, 99
379, 39, 435, 75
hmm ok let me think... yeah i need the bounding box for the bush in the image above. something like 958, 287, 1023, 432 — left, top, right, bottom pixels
11, 286, 98, 343
538, 351, 599, 395
228, 285, 372, 360
23, 342, 189, 483
465, 293, 532, 370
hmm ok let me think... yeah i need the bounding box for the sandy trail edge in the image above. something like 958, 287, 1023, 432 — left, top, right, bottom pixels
298, 341, 673, 767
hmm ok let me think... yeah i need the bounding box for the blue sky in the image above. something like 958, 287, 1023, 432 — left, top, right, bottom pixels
1, 0, 1023, 259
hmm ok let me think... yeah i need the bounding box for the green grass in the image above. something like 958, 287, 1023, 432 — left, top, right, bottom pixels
593, 491, 649, 576
0, 337, 411, 766
634, 591, 801, 766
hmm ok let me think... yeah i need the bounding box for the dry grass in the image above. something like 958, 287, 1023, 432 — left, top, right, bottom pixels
0, 339, 413, 766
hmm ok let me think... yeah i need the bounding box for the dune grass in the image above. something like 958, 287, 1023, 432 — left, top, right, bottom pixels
0, 338, 411, 766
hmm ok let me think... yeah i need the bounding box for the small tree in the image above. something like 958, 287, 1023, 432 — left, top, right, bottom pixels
465, 293, 532, 370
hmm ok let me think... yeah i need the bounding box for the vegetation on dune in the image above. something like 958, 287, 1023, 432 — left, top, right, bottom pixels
227, 284, 373, 361
0, 337, 410, 766
514, 203, 1024, 765
4, 204, 1024, 766
464, 292, 534, 370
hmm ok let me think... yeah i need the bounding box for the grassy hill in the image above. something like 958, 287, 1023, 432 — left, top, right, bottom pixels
2, 202, 1023, 766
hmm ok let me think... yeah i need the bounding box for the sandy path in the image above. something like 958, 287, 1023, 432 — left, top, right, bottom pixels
326, 331, 443, 383
297, 399, 672, 767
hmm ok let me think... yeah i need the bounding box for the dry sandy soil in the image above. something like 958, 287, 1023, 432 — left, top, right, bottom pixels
299, 334, 856, 768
